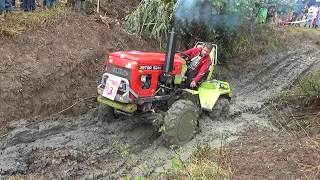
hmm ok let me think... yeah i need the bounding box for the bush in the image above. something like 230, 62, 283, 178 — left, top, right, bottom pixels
275, 70, 320, 108
124, 0, 175, 48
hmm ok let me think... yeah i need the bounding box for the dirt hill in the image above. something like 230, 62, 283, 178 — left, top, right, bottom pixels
0, 13, 159, 130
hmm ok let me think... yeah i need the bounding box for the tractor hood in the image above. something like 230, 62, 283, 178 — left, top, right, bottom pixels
109, 51, 184, 65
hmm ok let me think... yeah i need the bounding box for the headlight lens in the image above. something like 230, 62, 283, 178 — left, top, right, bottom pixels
141, 75, 147, 83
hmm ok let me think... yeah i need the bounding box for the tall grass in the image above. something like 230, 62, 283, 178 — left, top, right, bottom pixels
167, 145, 231, 180
275, 70, 320, 108
0, 7, 70, 37
124, 0, 175, 48
273, 70, 320, 128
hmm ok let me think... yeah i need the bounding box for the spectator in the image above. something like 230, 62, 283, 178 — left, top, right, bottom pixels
312, 5, 319, 28
275, 2, 288, 26
36, 0, 42, 7
266, 3, 276, 24
316, 9, 320, 28
23, 0, 35, 12
46, 0, 55, 8
5, 0, 13, 12
0, 0, 4, 17
75, 0, 86, 15
257, 5, 268, 23
291, 0, 304, 26
13, 0, 23, 9
304, 4, 317, 27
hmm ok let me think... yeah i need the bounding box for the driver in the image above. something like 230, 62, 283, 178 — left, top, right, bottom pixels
180, 42, 213, 88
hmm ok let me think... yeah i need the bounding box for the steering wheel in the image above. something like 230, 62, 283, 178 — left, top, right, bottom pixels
175, 51, 191, 62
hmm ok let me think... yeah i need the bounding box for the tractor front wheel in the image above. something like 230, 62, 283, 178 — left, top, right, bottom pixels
161, 99, 200, 147
98, 103, 116, 122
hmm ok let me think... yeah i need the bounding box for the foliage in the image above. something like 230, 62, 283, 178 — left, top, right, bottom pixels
225, 23, 288, 60
125, 0, 258, 49
272, 70, 320, 128
124, 0, 296, 61
274, 70, 320, 108
124, 0, 313, 60
0, 7, 70, 37
167, 144, 231, 180
124, 0, 176, 48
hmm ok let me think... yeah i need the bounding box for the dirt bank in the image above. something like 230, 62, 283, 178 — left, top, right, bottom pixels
0, 13, 158, 130
0, 26, 319, 179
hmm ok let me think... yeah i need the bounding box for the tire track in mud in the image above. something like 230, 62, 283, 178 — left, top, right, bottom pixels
1, 39, 320, 179
230, 42, 320, 102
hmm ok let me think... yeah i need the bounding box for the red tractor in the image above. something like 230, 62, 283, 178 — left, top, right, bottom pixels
96, 27, 232, 147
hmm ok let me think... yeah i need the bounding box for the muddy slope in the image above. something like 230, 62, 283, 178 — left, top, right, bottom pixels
0, 33, 319, 179
0, 14, 158, 129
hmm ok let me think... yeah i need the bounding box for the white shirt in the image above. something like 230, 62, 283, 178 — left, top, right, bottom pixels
308, 6, 318, 17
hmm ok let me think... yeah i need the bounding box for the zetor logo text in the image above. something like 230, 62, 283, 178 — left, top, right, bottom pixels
139, 66, 163, 70
112, 67, 128, 77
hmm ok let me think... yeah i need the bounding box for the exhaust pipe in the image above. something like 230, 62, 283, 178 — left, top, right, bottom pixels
163, 27, 176, 74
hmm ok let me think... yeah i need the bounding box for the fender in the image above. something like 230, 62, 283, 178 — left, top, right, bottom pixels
183, 80, 231, 111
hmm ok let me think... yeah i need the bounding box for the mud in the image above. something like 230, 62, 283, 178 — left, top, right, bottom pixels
1, 34, 320, 179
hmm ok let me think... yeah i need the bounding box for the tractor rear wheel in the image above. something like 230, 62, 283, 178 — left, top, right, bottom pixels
98, 103, 116, 122
207, 97, 230, 120
161, 99, 200, 147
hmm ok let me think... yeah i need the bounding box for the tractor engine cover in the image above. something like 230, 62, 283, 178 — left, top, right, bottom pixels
105, 50, 184, 99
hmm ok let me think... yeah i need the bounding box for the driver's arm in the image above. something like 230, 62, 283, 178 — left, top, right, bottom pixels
183, 47, 198, 59
193, 59, 211, 83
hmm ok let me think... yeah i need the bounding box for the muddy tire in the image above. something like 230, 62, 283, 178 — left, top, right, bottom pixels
207, 97, 230, 120
98, 103, 116, 122
161, 99, 200, 147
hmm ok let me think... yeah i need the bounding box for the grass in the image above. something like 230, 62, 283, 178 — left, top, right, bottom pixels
124, 0, 175, 49
0, 6, 70, 37
275, 70, 320, 108
167, 145, 232, 180
283, 25, 319, 39
228, 23, 319, 63
230, 24, 287, 60
272, 70, 320, 129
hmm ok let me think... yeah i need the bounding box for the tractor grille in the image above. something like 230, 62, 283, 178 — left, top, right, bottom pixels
107, 64, 132, 83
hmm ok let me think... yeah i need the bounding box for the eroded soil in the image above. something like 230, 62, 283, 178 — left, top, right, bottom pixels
229, 131, 320, 179
0, 13, 158, 130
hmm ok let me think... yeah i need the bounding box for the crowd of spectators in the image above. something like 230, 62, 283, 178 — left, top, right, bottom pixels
254, 0, 320, 29
0, 0, 86, 17
0, 0, 56, 16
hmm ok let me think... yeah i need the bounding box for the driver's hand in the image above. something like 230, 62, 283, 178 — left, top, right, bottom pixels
190, 81, 196, 88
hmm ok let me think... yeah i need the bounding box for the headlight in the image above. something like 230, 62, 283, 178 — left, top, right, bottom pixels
141, 75, 147, 83
216, 82, 221, 89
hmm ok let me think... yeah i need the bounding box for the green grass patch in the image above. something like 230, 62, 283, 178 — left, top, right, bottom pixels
167, 145, 231, 180
273, 70, 320, 128
0, 7, 70, 37
274, 70, 320, 107
226, 24, 318, 64
229, 24, 286, 60
282, 26, 319, 39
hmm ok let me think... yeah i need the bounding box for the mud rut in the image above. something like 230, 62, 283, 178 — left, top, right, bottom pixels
1, 39, 319, 179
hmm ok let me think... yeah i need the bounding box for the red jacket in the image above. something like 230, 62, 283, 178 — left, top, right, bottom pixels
183, 47, 211, 83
